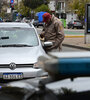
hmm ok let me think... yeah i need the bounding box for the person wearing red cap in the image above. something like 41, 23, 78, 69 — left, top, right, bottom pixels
40, 13, 64, 52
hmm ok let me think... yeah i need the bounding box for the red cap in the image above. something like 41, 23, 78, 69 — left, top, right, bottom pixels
43, 13, 51, 22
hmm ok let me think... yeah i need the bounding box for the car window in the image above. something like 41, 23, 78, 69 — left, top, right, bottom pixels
0, 28, 39, 46
69, 21, 72, 24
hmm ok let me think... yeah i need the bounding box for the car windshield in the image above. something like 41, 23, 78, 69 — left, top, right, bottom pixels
0, 28, 39, 47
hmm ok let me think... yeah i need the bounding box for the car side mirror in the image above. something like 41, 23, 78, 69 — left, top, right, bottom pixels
44, 41, 53, 47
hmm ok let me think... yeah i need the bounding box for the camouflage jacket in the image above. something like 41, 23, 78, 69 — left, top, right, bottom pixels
41, 15, 65, 52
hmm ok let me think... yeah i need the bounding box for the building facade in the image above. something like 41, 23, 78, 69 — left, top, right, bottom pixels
49, 0, 77, 26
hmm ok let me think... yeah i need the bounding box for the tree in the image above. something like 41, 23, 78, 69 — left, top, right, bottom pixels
69, 0, 90, 20
35, 4, 50, 13
0, 12, 5, 18
0, 0, 9, 19
15, 1, 30, 17
22, 0, 49, 9
0, 0, 3, 13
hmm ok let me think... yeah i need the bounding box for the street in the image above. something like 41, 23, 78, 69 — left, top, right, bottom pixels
1, 0, 90, 100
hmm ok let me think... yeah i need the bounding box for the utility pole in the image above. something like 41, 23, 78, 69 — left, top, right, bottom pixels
55, 0, 58, 16
17, 0, 18, 8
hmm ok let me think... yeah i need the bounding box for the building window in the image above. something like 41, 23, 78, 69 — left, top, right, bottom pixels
58, 2, 61, 10
62, 2, 64, 9
58, 2, 65, 10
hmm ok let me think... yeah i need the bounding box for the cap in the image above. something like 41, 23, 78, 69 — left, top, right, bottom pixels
43, 13, 51, 22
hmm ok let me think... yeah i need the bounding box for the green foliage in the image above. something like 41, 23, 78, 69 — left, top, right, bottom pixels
69, 0, 79, 10
35, 4, 50, 13
0, 12, 5, 18
14, 0, 50, 17
23, 0, 49, 9
15, 2, 30, 17
69, 0, 90, 20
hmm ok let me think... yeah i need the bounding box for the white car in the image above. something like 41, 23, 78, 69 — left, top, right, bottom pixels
0, 22, 48, 80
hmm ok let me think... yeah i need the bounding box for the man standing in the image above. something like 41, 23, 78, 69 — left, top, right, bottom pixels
40, 13, 65, 52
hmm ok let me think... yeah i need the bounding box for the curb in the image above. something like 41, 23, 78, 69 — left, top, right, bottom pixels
62, 43, 90, 51
65, 35, 84, 38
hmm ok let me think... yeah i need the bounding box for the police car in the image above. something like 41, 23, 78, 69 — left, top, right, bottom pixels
38, 51, 90, 99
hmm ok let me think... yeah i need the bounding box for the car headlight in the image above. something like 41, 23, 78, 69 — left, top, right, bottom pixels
33, 55, 51, 69
33, 62, 39, 69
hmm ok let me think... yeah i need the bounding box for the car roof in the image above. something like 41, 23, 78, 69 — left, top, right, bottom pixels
0, 22, 34, 28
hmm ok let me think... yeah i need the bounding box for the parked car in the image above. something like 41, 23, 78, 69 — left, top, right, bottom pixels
0, 22, 49, 81
67, 20, 83, 29
33, 20, 44, 28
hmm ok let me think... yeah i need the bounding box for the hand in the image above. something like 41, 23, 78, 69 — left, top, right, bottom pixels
40, 34, 44, 38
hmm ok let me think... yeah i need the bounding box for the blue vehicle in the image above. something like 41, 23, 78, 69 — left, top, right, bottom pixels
33, 12, 46, 27
40, 51, 90, 79
36, 11, 46, 22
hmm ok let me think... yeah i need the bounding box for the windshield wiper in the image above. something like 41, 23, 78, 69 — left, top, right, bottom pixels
0, 44, 33, 47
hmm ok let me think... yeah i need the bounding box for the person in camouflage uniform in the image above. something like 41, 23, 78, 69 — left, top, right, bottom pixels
40, 13, 65, 52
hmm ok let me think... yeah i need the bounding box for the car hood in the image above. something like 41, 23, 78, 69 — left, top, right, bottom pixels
0, 47, 45, 64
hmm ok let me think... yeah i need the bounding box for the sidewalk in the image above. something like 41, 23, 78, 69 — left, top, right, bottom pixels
63, 36, 90, 51
62, 29, 90, 50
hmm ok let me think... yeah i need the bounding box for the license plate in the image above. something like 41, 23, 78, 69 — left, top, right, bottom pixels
3, 73, 23, 79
